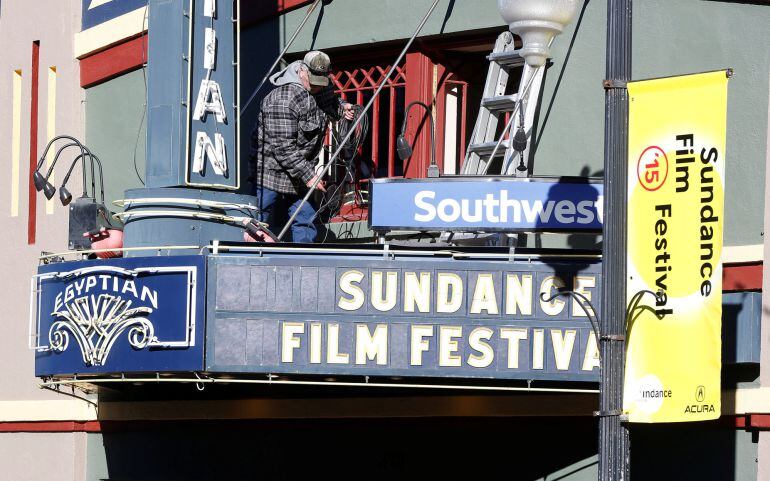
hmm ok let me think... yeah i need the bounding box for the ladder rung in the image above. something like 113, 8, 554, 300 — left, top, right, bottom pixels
467, 140, 510, 157
481, 95, 518, 112
488, 50, 525, 67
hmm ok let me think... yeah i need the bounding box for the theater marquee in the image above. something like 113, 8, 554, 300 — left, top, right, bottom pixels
210, 254, 602, 382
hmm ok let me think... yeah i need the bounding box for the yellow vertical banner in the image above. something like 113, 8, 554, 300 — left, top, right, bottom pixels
624, 71, 729, 423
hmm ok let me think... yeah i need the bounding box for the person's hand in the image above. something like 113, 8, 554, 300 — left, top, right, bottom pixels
342, 103, 356, 121
307, 174, 327, 192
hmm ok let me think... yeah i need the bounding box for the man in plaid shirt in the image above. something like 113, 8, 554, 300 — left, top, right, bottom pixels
250, 50, 355, 242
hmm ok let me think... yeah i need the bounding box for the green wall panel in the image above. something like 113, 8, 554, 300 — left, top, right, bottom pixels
533, 0, 768, 247
263, 0, 769, 247
70, 0, 765, 246
85, 69, 147, 211
280, 0, 506, 54
632, 0, 769, 247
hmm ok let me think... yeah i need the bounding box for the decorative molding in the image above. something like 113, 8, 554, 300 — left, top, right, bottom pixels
0, 421, 101, 433
48, 294, 156, 366
723, 244, 764, 264
723, 387, 770, 415
724, 263, 763, 291
74, 6, 147, 59
0, 401, 97, 423
80, 35, 146, 88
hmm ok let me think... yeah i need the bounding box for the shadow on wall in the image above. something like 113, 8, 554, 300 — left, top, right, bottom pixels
530, 0, 592, 166
98, 416, 600, 480
239, 3, 282, 194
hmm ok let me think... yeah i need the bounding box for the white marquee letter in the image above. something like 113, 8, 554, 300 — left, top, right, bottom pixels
281, 322, 304, 363
338, 270, 365, 311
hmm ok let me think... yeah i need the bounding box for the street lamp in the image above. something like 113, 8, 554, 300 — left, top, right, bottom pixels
497, 0, 580, 67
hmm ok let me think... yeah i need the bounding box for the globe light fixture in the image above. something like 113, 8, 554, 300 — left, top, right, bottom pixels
497, 0, 580, 67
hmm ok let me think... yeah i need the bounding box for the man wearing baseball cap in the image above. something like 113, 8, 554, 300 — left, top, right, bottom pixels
249, 50, 355, 243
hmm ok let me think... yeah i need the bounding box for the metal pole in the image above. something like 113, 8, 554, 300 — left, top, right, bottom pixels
241, 0, 324, 114
599, 0, 631, 479
276, 0, 442, 241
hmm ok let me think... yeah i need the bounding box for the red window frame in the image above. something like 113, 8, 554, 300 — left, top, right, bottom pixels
323, 49, 473, 222
329, 62, 407, 178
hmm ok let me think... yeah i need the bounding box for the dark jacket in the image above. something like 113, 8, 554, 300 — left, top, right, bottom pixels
250, 62, 343, 194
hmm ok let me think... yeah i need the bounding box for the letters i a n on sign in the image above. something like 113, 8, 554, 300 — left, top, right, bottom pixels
186, 0, 239, 189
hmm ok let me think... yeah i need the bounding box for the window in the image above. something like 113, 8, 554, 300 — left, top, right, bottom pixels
319, 38, 493, 223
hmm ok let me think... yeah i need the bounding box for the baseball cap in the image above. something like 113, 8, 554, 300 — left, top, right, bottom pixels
303, 50, 331, 87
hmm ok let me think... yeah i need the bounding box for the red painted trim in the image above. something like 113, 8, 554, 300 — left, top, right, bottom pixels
28, 40, 40, 245
80, 35, 147, 88
749, 414, 770, 429
723, 263, 762, 292
434, 63, 447, 175
735, 414, 770, 430
735, 415, 747, 428
0, 421, 101, 433
404, 52, 435, 179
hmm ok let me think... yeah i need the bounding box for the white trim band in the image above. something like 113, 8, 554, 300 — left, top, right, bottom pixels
75, 7, 148, 59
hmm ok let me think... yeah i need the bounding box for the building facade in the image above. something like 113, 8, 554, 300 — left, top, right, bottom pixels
1, 1, 769, 480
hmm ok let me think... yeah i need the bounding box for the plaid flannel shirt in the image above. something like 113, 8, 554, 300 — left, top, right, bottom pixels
250, 83, 343, 194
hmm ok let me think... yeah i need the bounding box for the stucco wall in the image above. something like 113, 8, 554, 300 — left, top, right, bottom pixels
0, 432, 88, 481
0, 0, 85, 402
0, 2, 94, 479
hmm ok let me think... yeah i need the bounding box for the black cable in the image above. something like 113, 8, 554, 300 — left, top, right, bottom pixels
313, 106, 368, 234
132, 1, 149, 186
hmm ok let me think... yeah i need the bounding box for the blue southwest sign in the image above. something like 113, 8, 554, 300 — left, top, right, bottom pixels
33, 256, 206, 376
369, 178, 604, 232
209, 254, 602, 382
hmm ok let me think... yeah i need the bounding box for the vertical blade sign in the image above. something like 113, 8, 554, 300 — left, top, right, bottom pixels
187, 0, 239, 189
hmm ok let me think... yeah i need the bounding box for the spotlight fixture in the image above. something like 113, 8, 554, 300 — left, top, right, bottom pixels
397, 101, 439, 178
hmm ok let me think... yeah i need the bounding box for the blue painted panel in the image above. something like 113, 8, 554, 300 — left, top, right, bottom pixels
207, 254, 603, 382
369, 178, 603, 232
722, 291, 761, 364
186, 0, 239, 188
34, 256, 206, 376
145, 0, 189, 187
120, 187, 258, 255
82, 0, 148, 31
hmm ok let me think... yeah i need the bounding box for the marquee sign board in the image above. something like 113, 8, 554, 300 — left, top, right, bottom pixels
32, 256, 206, 376
185, 0, 239, 189
209, 254, 602, 382
369, 177, 603, 233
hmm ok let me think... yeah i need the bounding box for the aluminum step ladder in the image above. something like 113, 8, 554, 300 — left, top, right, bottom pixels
460, 31, 545, 177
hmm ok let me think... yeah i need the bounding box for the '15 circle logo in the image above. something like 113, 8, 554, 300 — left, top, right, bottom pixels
636, 146, 668, 191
